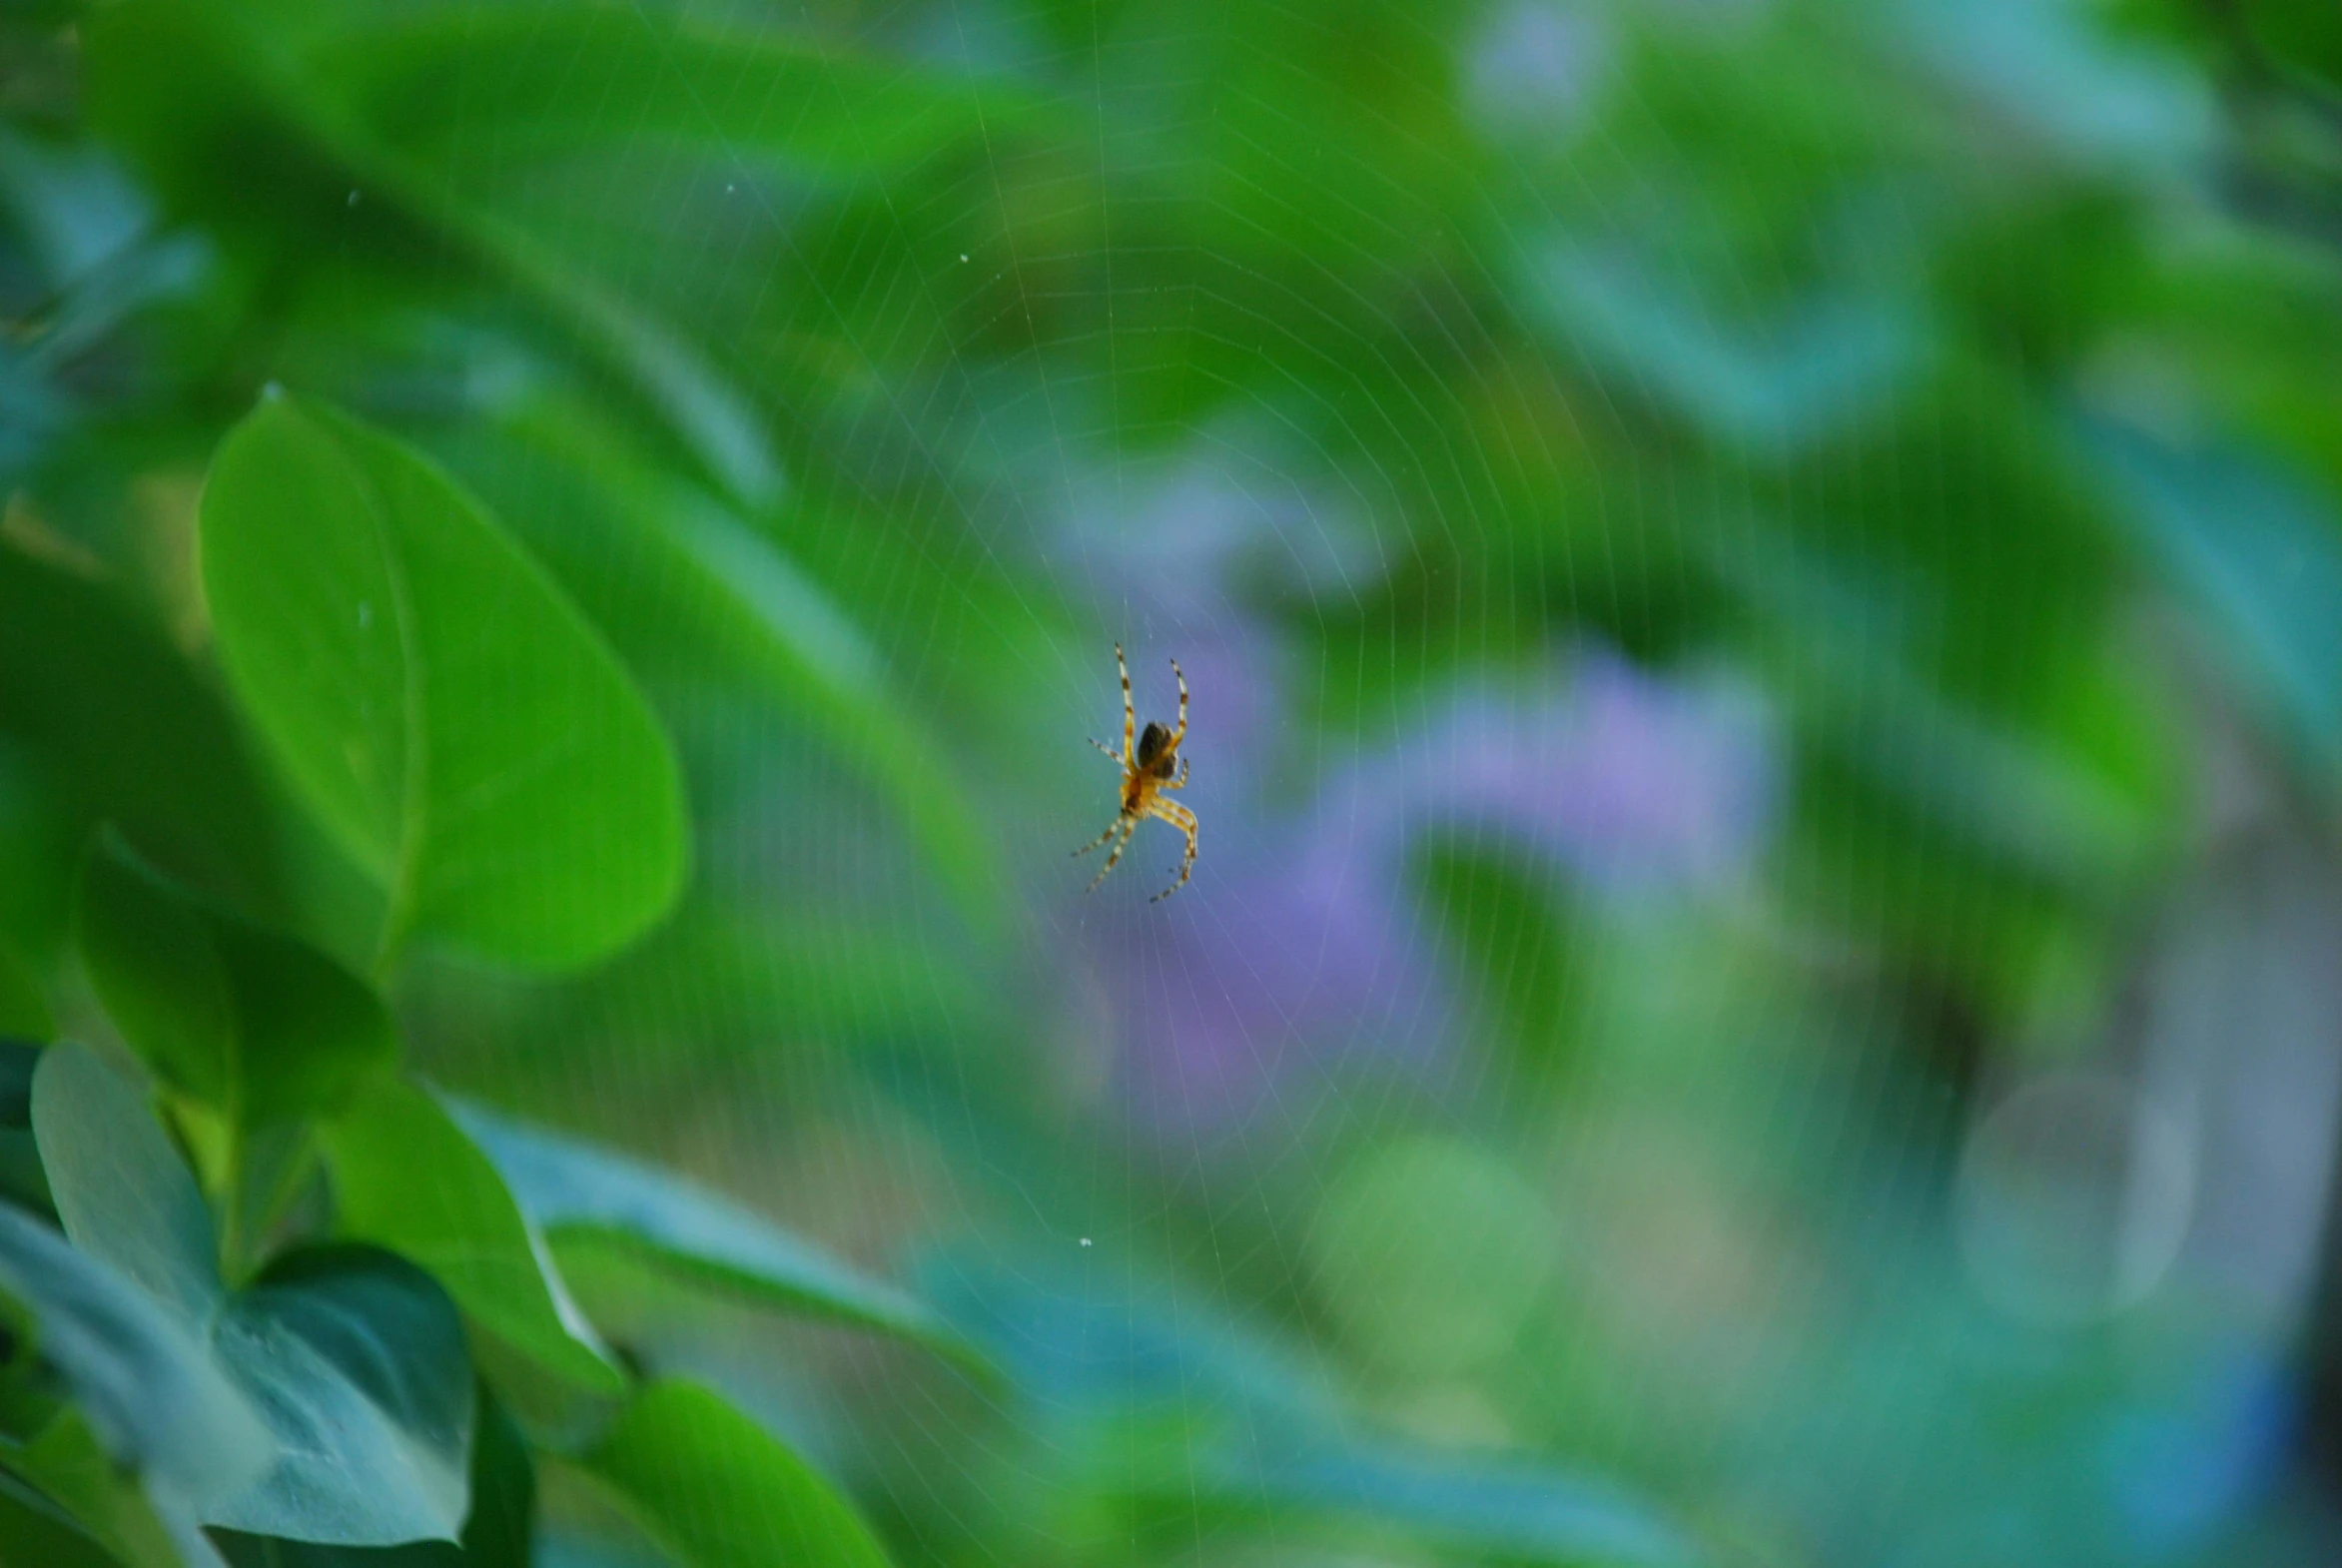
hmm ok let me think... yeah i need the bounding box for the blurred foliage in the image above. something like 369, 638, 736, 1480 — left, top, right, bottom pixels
9, 0, 2342, 1564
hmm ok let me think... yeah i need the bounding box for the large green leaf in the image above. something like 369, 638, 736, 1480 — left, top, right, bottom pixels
31, 1045, 474, 1546
77, 832, 397, 1133
198, 393, 688, 973
320, 1078, 623, 1397
575, 1379, 891, 1568
449, 1099, 983, 1374
471, 401, 1006, 932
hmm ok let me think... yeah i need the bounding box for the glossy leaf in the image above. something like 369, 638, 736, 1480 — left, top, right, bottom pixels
198, 392, 687, 972
577, 1379, 891, 1568
77, 832, 396, 1133
320, 1078, 623, 1396
450, 1099, 982, 1373
30, 1045, 474, 1546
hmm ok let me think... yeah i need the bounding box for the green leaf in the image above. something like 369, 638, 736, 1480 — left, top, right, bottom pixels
0, 1041, 49, 1215
448, 1100, 985, 1375
198, 392, 688, 973
30, 1044, 475, 1546
2, 1407, 234, 1568
471, 402, 1007, 933
319, 8, 1054, 177
0, 547, 287, 917
0, 1453, 129, 1568
77, 832, 397, 1134
576, 1378, 891, 1568
85, 0, 786, 508
319, 1078, 623, 1397
0, 949, 49, 1041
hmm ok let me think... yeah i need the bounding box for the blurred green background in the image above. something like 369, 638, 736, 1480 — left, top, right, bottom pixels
11, 0, 2342, 1562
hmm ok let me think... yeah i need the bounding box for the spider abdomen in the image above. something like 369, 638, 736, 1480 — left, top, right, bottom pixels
1136, 720, 1173, 769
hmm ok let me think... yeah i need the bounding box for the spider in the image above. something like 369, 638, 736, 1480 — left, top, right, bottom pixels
1075, 643, 1197, 902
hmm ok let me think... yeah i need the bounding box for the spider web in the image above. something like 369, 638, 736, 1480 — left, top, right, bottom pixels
302, 1, 2342, 1565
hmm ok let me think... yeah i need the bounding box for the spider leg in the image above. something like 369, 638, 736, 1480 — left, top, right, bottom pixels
1168, 657, 1187, 749
1090, 737, 1124, 764
1146, 798, 1197, 902
1086, 818, 1138, 891
1162, 755, 1189, 790
1117, 642, 1135, 765
1072, 816, 1124, 857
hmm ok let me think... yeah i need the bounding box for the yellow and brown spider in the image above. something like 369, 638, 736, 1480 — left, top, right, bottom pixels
1075, 643, 1197, 902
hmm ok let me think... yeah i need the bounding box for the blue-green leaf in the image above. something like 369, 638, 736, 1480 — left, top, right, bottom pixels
451, 1100, 982, 1374
0, 1205, 267, 1516
2084, 416, 2342, 785
30, 1045, 474, 1546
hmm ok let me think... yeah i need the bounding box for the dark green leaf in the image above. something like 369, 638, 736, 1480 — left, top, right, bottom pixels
31, 1045, 474, 1546
576, 1378, 891, 1568
1, 1407, 234, 1568
0, 1040, 49, 1216
77, 832, 396, 1133
0, 1458, 125, 1568
320, 8, 1053, 177
319, 1078, 623, 1397
0, 547, 286, 916
198, 393, 688, 973
0, 950, 49, 1042
449, 1100, 982, 1374
85, 0, 785, 508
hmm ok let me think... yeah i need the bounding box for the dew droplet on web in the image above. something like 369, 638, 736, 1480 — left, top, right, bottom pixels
347, 189, 360, 208
1079, 1236, 1092, 1247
